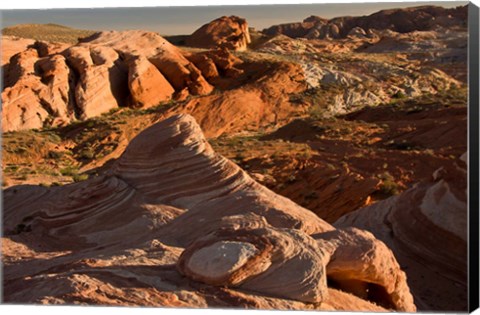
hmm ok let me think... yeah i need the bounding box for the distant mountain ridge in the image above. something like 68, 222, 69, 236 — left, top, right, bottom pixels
263, 5, 468, 39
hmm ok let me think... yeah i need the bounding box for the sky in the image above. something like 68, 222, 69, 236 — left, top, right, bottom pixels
0, 1, 469, 35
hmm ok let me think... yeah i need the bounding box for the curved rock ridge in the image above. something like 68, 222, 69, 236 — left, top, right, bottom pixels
186, 16, 251, 51
3, 114, 415, 310
335, 156, 467, 311
112, 114, 332, 240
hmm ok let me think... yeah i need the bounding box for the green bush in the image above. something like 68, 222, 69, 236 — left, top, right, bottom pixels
79, 148, 95, 159
378, 172, 400, 196
392, 91, 406, 99
73, 174, 89, 182
60, 166, 79, 176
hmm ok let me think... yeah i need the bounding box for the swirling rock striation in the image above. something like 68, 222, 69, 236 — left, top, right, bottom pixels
3, 114, 415, 311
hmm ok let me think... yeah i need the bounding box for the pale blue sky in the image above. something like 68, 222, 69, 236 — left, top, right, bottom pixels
0, 1, 468, 35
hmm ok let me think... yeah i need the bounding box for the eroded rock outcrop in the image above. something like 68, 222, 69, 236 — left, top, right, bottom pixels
2, 31, 213, 131
1, 31, 222, 131
3, 29, 307, 133
2, 48, 76, 131
64, 46, 128, 118
315, 228, 415, 312
186, 16, 251, 51
2, 114, 415, 311
335, 154, 467, 311
165, 60, 307, 138
178, 225, 330, 303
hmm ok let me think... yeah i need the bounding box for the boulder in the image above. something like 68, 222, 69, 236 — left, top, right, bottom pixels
315, 228, 416, 312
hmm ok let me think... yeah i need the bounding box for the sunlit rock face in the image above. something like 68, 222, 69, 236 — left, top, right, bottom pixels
2, 30, 216, 131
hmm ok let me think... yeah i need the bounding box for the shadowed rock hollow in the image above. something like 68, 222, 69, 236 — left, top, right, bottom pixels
2, 114, 415, 311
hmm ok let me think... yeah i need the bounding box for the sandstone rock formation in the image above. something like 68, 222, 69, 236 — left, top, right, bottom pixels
2, 114, 416, 311
2, 29, 310, 133
335, 154, 467, 311
1, 31, 218, 131
2, 48, 76, 130
64, 45, 128, 118
186, 16, 251, 51
178, 225, 330, 303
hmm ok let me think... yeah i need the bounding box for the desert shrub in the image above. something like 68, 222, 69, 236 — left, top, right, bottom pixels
79, 148, 95, 159
45, 132, 62, 143
304, 191, 318, 200
60, 166, 79, 176
73, 174, 89, 182
5, 165, 19, 172
287, 175, 297, 184
378, 172, 400, 196
392, 91, 406, 99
